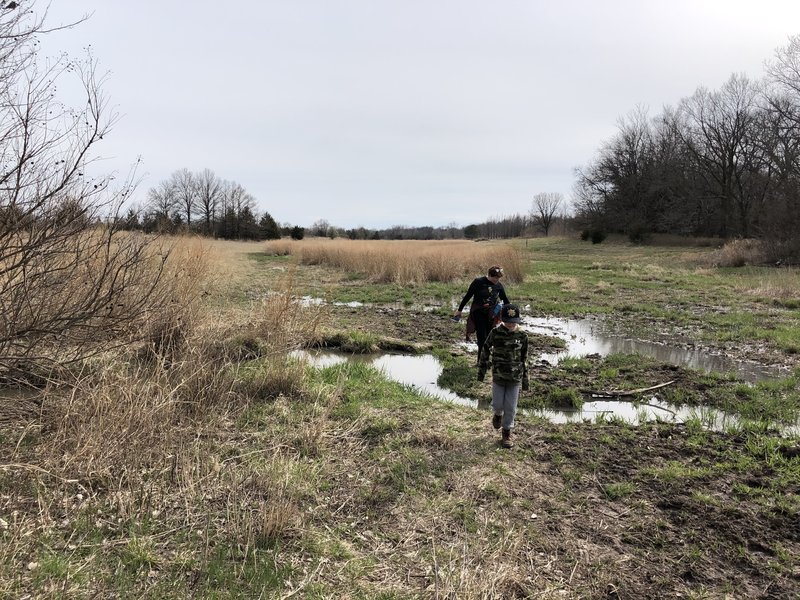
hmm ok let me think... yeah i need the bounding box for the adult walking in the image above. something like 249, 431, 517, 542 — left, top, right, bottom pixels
453, 265, 510, 363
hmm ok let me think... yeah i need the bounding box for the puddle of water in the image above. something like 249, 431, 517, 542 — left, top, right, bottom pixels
298, 295, 783, 382
291, 350, 478, 408
298, 296, 326, 307
297, 296, 443, 312
289, 350, 799, 433
536, 397, 732, 427
523, 316, 783, 383
371, 354, 476, 407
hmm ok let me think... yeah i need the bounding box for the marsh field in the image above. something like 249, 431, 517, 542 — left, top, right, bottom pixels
2, 235, 799, 599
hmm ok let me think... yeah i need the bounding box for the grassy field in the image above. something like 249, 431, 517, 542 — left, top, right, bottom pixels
1, 235, 798, 598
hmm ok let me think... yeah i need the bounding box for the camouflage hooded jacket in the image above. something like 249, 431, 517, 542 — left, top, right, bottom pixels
477, 325, 529, 386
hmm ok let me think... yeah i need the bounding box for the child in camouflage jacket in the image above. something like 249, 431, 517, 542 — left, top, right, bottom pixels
477, 303, 529, 448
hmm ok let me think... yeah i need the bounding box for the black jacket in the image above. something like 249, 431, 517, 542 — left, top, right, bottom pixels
458, 276, 509, 313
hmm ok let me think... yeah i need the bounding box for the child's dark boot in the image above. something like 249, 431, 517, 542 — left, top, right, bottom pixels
492, 413, 502, 429
501, 428, 513, 449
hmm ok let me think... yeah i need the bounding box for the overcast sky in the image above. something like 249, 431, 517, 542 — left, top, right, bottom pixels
37, 1, 800, 229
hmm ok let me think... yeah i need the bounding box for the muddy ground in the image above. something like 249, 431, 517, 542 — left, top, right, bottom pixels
2, 300, 797, 598
323, 302, 800, 598
325, 302, 797, 411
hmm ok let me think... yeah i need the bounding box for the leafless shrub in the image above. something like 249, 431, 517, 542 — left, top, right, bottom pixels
0, 6, 200, 383
761, 235, 800, 266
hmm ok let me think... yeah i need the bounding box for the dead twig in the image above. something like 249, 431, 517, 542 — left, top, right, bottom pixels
279, 559, 327, 600
0, 462, 80, 483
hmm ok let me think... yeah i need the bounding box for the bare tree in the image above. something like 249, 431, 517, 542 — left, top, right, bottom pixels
531, 192, 563, 236
169, 168, 196, 228
195, 168, 221, 235
763, 37, 800, 258
677, 74, 767, 237
0, 3, 181, 381
764, 36, 800, 183
146, 178, 176, 230
767, 35, 800, 106
310, 219, 330, 237
217, 179, 257, 238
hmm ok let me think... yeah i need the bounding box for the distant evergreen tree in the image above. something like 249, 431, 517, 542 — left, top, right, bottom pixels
239, 206, 259, 240
219, 206, 237, 239
463, 224, 480, 239
121, 208, 140, 231
259, 212, 281, 239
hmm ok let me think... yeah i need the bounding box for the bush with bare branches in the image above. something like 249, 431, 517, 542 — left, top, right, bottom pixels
0, 4, 193, 382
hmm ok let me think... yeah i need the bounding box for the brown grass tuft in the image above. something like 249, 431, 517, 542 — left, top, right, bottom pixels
705, 238, 767, 268
735, 270, 800, 302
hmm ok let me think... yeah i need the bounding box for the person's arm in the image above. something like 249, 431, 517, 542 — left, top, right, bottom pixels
455, 278, 479, 316
498, 283, 510, 305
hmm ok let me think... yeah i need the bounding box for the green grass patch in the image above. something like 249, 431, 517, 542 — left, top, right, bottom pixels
602, 481, 637, 500
644, 461, 713, 482
195, 545, 289, 597
547, 387, 584, 409
320, 331, 381, 353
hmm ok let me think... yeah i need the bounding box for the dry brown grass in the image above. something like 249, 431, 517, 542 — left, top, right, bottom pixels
734, 269, 800, 302
192, 237, 268, 290
38, 262, 326, 484
0, 236, 334, 597
2, 237, 797, 597
263, 238, 525, 284
0, 230, 215, 381
704, 238, 767, 268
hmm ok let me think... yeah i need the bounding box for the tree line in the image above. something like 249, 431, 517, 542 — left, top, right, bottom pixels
304, 194, 570, 241
574, 35, 800, 261
129, 181, 570, 243
125, 168, 282, 240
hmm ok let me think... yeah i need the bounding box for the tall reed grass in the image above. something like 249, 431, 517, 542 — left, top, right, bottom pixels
0, 237, 331, 595
735, 269, 800, 305
34, 237, 325, 478
263, 239, 524, 284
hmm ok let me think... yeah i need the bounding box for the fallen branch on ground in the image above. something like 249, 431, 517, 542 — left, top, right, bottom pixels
581, 380, 676, 398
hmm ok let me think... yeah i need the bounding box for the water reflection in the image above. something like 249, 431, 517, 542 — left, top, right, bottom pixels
294, 294, 786, 382
524, 316, 782, 383
372, 354, 475, 406
536, 397, 734, 428
297, 296, 442, 312
290, 350, 477, 408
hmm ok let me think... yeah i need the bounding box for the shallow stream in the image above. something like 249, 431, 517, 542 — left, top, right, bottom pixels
292, 298, 793, 429
521, 315, 784, 383
290, 350, 788, 432
301, 295, 786, 382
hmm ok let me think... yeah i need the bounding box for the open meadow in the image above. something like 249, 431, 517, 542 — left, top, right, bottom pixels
1, 235, 799, 599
